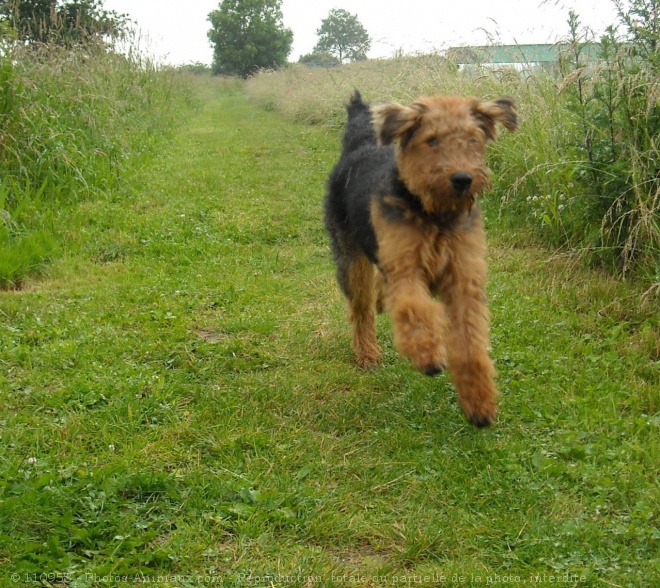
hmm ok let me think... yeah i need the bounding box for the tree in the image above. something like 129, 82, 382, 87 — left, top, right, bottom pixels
313, 8, 370, 63
0, 0, 128, 45
207, 0, 293, 78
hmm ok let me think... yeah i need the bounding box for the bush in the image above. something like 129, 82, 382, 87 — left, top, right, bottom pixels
298, 51, 341, 68
554, 4, 660, 275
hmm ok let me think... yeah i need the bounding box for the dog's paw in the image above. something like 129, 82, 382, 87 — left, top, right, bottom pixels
408, 344, 447, 377
457, 384, 498, 428
464, 403, 497, 427
420, 361, 447, 376
391, 300, 448, 376
355, 347, 382, 370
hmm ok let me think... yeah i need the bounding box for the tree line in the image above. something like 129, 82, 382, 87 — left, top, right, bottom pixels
207, 0, 370, 77
0, 1, 370, 77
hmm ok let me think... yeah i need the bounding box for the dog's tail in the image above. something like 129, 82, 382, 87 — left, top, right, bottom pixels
346, 90, 369, 119
341, 90, 377, 153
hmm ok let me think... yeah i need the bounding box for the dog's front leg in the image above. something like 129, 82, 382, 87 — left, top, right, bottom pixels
439, 224, 499, 427
371, 202, 449, 375
382, 272, 449, 376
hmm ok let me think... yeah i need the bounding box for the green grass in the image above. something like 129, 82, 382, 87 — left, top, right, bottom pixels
0, 80, 658, 587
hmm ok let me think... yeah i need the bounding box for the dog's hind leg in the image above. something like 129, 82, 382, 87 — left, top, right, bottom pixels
338, 252, 382, 369
374, 267, 386, 314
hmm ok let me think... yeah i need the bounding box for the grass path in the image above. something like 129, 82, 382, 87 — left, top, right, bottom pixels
0, 81, 658, 587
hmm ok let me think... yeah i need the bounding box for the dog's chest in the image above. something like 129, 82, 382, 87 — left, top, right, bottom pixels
417, 223, 454, 282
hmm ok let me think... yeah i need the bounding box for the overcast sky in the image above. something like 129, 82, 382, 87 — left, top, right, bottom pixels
103, 0, 620, 65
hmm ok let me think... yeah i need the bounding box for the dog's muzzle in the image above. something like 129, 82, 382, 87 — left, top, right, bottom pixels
450, 172, 473, 196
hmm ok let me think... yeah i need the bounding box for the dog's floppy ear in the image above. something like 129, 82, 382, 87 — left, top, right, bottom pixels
473, 97, 517, 141
372, 102, 429, 147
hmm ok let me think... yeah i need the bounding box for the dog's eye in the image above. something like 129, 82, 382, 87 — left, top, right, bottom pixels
427, 137, 439, 147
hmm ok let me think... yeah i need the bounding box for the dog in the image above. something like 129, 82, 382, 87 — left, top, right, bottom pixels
324, 90, 517, 427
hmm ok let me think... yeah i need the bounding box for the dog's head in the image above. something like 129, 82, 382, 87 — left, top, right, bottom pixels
372, 96, 517, 215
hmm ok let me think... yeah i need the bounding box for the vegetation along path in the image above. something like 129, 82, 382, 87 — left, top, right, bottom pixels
0, 81, 658, 586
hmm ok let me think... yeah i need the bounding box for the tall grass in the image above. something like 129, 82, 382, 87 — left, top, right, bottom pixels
555, 7, 660, 277
245, 3, 660, 289
245, 56, 523, 127
0, 36, 197, 289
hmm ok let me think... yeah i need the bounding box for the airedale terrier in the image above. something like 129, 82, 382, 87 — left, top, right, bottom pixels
324, 91, 516, 427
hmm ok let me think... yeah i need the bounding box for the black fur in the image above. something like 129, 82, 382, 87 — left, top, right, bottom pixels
324, 92, 405, 294
324, 92, 388, 271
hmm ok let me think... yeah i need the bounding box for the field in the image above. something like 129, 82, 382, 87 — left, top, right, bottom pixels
0, 73, 658, 588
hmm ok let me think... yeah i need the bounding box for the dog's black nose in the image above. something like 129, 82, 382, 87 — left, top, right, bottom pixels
450, 172, 473, 194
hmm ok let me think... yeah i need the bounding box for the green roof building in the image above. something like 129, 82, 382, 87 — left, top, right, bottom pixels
446, 44, 601, 71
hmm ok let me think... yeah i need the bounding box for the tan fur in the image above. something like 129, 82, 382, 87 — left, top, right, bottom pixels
346, 252, 382, 368
337, 94, 516, 427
